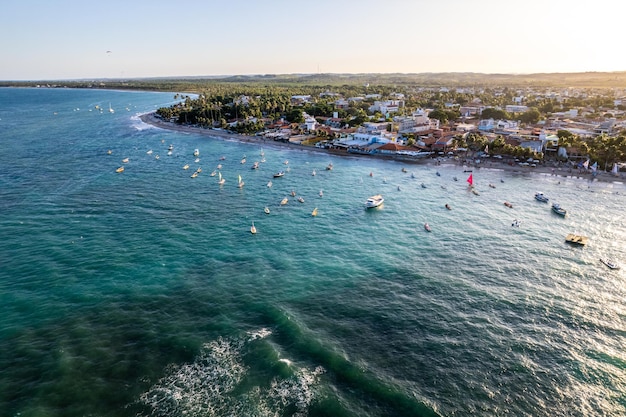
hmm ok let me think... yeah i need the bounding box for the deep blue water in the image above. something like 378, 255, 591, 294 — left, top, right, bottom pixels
1, 87, 625, 417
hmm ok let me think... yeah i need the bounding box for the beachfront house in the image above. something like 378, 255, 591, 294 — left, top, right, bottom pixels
303, 112, 317, 131
519, 140, 544, 154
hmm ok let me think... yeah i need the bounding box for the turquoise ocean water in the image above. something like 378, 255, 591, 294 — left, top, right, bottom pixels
1, 87, 625, 417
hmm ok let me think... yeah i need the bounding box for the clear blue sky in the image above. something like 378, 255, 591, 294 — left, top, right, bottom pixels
1, 0, 623, 80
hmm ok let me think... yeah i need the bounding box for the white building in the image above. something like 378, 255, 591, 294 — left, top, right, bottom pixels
302, 112, 317, 131
393, 110, 439, 133
368, 100, 402, 115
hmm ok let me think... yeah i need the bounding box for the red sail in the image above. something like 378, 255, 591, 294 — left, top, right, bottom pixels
467, 173, 473, 186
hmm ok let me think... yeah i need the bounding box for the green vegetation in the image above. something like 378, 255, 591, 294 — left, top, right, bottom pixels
5, 72, 625, 167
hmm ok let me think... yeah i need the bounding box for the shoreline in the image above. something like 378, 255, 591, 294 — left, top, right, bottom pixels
139, 112, 624, 186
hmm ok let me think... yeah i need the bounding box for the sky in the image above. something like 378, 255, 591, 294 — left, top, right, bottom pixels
1, 0, 624, 80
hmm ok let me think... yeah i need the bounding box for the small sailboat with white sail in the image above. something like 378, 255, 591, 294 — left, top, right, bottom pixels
238, 174, 244, 188
250, 221, 257, 234
218, 171, 225, 185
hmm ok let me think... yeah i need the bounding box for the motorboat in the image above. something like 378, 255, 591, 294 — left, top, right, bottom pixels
365, 195, 384, 209
251, 162, 259, 169
115, 166, 124, 173
193, 149, 200, 157
504, 201, 513, 208
326, 163, 333, 171
280, 197, 289, 206
122, 157, 129, 163
552, 203, 567, 216
183, 164, 190, 170
445, 204, 451, 210
424, 223, 431, 232
511, 219, 521, 227
600, 257, 620, 270
297, 196, 305, 203
273, 171, 285, 178
565, 233, 587, 246
264, 207, 270, 214
535, 192, 549, 203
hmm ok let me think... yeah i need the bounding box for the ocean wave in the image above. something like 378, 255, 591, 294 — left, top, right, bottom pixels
135, 331, 323, 417
130, 112, 159, 131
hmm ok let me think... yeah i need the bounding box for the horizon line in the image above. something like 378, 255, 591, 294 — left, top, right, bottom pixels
3, 70, 626, 83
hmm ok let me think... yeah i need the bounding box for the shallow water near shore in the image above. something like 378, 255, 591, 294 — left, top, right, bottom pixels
1, 87, 625, 417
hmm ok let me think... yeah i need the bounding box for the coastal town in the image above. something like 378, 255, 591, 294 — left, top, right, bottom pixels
152, 80, 626, 177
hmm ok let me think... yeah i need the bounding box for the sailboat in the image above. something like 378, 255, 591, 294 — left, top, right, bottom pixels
467, 173, 473, 187
218, 171, 225, 185
238, 174, 244, 188
108, 102, 114, 113
312, 207, 318, 217
250, 222, 257, 234
612, 163, 619, 176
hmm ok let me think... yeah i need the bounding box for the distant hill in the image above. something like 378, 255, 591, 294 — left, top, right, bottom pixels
3, 71, 626, 89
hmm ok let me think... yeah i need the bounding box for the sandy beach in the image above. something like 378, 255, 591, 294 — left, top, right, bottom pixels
140, 112, 624, 185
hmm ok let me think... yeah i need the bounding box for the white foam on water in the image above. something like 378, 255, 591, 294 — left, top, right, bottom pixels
247, 327, 272, 340
130, 112, 158, 131
136, 330, 324, 417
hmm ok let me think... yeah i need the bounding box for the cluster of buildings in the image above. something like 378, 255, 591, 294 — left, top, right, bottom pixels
245, 87, 626, 160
